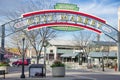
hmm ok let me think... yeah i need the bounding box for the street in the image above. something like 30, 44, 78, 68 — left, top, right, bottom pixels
0, 65, 120, 80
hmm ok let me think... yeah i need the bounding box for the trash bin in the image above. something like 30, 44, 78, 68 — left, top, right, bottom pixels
29, 64, 45, 78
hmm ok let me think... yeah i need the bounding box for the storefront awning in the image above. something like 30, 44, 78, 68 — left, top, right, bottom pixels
60, 52, 79, 58
89, 52, 117, 58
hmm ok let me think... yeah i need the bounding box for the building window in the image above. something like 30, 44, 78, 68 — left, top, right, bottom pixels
50, 50, 53, 53
58, 48, 73, 50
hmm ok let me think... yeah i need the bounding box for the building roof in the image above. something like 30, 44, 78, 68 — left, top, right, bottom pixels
89, 52, 117, 58
49, 40, 117, 47
49, 39, 87, 47
90, 41, 117, 46
49, 39, 76, 46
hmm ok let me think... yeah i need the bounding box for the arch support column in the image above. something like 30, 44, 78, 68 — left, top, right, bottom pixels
1, 25, 5, 50
117, 7, 120, 71
0, 24, 5, 61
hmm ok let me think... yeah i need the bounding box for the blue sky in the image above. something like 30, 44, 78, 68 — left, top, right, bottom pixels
0, 0, 120, 41
0, 0, 120, 26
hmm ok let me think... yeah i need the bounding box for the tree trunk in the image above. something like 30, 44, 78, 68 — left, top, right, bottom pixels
36, 44, 43, 64
37, 56, 39, 64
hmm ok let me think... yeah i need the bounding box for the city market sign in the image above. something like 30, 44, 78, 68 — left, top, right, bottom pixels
54, 3, 79, 11
14, 10, 106, 34
53, 3, 81, 31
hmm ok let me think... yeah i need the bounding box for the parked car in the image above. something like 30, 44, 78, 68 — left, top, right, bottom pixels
12, 58, 31, 66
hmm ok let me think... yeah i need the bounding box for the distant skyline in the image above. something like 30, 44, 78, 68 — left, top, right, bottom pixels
0, 0, 120, 41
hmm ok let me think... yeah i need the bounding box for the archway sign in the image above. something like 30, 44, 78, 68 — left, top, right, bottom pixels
11, 9, 117, 41
0, 4, 119, 71
13, 9, 117, 41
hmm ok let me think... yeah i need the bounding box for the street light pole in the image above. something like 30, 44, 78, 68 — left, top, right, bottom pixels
78, 53, 82, 65
20, 38, 25, 78
47, 52, 49, 65
102, 56, 104, 71
43, 40, 47, 77
78, 50, 83, 65
101, 52, 105, 72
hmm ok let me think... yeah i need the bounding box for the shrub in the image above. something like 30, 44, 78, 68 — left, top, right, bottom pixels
50, 60, 65, 68
0, 61, 9, 67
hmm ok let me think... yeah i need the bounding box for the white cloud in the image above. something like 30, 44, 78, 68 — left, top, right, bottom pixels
75, 1, 119, 28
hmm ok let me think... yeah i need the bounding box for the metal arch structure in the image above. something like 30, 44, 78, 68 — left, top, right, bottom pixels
1, 10, 118, 40
0, 9, 120, 70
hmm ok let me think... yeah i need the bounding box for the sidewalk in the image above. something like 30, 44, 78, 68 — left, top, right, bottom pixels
2, 68, 120, 80
1, 72, 95, 80
1, 64, 120, 80
3, 76, 95, 80
70, 63, 118, 73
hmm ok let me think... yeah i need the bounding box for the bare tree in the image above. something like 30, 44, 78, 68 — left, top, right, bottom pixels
72, 31, 96, 62
8, 32, 30, 56
23, 28, 57, 64
7, 25, 57, 64
3, 0, 57, 64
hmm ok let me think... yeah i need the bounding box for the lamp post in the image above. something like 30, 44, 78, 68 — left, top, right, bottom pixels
102, 54, 105, 71
47, 52, 49, 65
20, 38, 25, 78
78, 50, 83, 65
43, 40, 47, 77
79, 53, 82, 65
